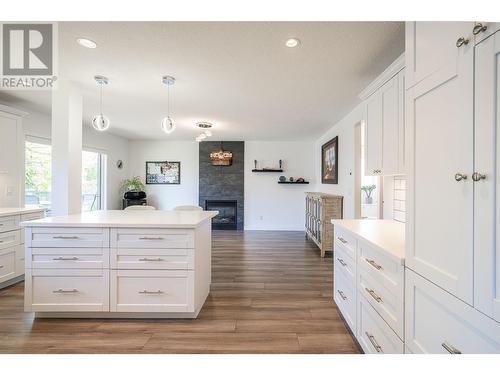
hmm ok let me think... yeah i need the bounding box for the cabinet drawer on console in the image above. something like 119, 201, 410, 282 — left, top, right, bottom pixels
25, 268, 109, 312
405, 269, 500, 354
358, 239, 404, 300
334, 268, 356, 333
0, 215, 20, 234
28, 227, 109, 248
111, 248, 194, 270
111, 228, 194, 249
0, 230, 21, 250
27, 247, 109, 269
357, 295, 404, 354
334, 226, 356, 258
0, 248, 16, 283
358, 270, 403, 339
334, 244, 355, 282
110, 269, 194, 312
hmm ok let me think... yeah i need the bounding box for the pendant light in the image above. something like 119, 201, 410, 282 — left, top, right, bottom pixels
92, 75, 110, 131
161, 75, 176, 134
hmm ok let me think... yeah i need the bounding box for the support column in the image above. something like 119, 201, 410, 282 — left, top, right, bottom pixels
51, 80, 82, 215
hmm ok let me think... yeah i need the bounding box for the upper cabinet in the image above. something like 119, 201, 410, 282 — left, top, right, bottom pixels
473, 29, 500, 323
360, 54, 405, 177
405, 21, 474, 304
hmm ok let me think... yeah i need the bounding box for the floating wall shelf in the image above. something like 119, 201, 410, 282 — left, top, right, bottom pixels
251, 169, 283, 173
278, 181, 309, 184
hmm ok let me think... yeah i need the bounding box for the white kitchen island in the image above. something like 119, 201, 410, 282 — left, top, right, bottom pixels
21, 209, 218, 319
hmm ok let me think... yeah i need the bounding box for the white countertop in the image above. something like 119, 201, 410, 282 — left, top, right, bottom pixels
331, 219, 405, 263
0, 206, 46, 218
21, 209, 219, 228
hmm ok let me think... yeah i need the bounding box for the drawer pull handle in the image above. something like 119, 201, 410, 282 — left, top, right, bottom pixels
365, 332, 383, 353
139, 290, 164, 294
0, 265, 4, 269
337, 258, 347, 267
138, 257, 164, 262
442, 341, 461, 354
337, 290, 347, 300
365, 287, 382, 303
138, 236, 164, 240
337, 237, 347, 244
365, 258, 382, 270
52, 289, 78, 293
53, 236, 79, 239
53, 257, 79, 261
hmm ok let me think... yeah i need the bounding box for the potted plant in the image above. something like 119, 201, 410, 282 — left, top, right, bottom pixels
120, 176, 146, 199
361, 184, 376, 204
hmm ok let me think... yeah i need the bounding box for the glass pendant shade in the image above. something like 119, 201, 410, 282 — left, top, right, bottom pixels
92, 114, 110, 131
161, 116, 176, 134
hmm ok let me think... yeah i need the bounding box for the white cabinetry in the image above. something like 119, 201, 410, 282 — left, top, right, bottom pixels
405, 21, 474, 304
405, 22, 500, 353
473, 29, 500, 322
360, 55, 405, 176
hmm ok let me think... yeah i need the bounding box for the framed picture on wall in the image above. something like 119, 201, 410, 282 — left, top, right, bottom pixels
145, 161, 181, 184
321, 136, 338, 184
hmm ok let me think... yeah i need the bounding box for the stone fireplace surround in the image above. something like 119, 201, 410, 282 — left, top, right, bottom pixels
199, 141, 244, 230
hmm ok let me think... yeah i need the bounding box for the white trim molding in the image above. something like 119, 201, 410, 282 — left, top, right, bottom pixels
358, 53, 405, 100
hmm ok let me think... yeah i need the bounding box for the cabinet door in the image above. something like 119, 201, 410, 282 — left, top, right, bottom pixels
397, 70, 406, 174
405, 22, 474, 304
473, 22, 500, 45
406, 21, 474, 89
381, 74, 399, 175
365, 91, 383, 176
474, 30, 500, 322
0, 112, 22, 207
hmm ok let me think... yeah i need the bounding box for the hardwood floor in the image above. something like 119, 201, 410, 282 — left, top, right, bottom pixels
0, 230, 359, 354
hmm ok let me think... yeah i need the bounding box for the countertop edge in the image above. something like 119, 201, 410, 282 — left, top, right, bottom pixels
331, 219, 405, 265
0, 207, 46, 218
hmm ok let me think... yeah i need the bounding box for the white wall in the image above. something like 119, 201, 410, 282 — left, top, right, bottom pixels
16, 106, 130, 210
313, 102, 365, 219
128, 141, 199, 210
244, 141, 314, 230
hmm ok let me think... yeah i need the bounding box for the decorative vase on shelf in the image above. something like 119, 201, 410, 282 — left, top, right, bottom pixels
279, 176, 286, 182
365, 196, 373, 204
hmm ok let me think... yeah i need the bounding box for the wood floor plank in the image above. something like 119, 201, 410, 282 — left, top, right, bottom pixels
0, 230, 359, 354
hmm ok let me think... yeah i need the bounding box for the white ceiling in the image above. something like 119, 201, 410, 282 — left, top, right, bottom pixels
0, 22, 404, 140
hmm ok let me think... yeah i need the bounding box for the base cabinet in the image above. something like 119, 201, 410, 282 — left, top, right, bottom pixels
405, 269, 500, 354
357, 295, 404, 354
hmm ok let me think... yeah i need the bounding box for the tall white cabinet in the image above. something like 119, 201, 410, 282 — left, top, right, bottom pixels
405, 21, 500, 353
473, 29, 500, 323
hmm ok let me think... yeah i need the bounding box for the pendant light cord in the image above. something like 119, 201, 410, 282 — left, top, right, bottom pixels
167, 82, 170, 118
99, 83, 103, 116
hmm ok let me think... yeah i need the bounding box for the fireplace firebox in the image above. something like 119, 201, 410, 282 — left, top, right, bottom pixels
205, 200, 237, 230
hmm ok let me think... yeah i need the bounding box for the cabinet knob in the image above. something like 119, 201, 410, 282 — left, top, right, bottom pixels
472, 172, 486, 181
454, 173, 468, 182
456, 37, 469, 48
473, 23, 488, 35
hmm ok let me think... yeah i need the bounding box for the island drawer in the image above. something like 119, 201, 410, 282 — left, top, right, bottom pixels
358, 269, 404, 339
334, 226, 356, 259
0, 230, 21, 250
0, 248, 16, 283
111, 248, 194, 270
358, 238, 404, 300
357, 294, 404, 354
111, 228, 194, 249
27, 227, 110, 248
26, 247, 109, 269
334, 265, 356, 333
110, 269, 194, 312
25, 268, 110, 312
334, 243, 356, 283
0, 215, 20, 234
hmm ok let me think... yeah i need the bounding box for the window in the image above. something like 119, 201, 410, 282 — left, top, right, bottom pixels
25, 139, 52, 215
81, 150, 106, 212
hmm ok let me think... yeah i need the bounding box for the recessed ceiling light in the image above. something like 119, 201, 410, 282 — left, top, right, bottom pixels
76, 38, 97, 49
196, 122, 213, 129
285, 38, 300, 48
